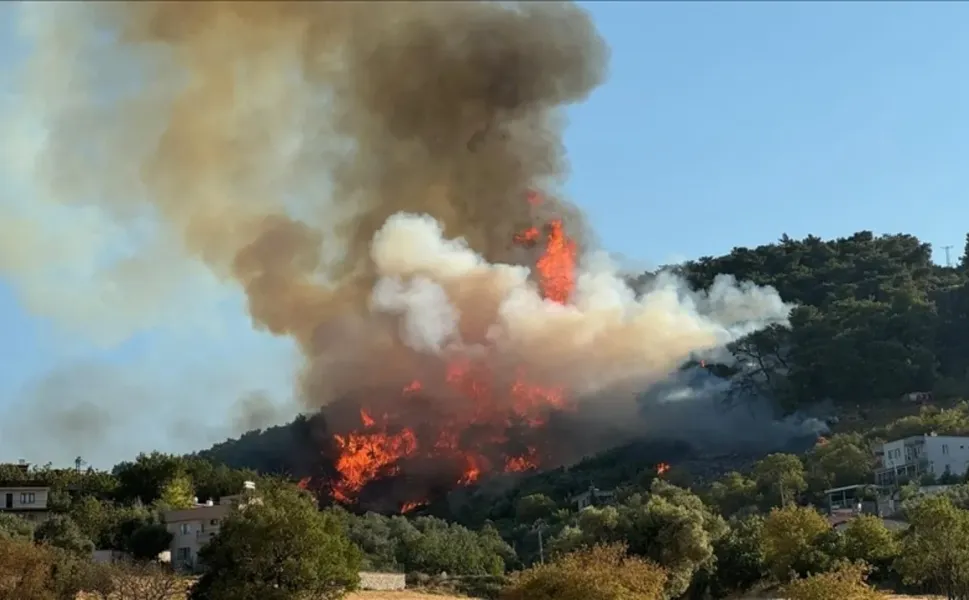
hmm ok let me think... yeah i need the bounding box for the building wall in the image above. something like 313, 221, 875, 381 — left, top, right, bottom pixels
358, 572, 406, 591
923, 436, 969, 477
881, 438, 923, 469
0, 486, 49, 511
164, 504, 231, 572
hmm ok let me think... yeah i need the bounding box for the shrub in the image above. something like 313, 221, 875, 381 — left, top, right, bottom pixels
783, 562, 887, 600
500, 543, 666, 600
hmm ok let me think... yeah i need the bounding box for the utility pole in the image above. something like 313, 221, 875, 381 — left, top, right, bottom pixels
534, 519, 546, 565
943, 245, 954, 267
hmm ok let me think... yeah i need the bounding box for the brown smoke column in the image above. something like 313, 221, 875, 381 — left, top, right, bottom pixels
22, 1, 607, 405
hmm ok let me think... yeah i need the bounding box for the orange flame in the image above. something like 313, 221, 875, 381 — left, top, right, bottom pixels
401, 501, 425, 514
329, 190, 578, 507
332, 410, 419, 503
514, 226, 540, 247
656, 462, 670, 475
536, 220, 576, 304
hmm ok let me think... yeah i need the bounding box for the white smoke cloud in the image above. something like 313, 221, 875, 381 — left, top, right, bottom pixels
368, 212, 794, 396
371, 276, 460, 354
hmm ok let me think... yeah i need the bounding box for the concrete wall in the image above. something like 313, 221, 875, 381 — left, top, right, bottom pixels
358, 572, 406, 591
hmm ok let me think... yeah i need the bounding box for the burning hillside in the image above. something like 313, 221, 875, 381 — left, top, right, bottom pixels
323, 193, 579, 511
4, 2, 793, 512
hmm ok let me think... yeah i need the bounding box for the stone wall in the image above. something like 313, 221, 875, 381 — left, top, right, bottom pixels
358, 571, 406, 591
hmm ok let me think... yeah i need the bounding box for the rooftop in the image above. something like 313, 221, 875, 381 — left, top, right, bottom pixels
0, 482, 49, 489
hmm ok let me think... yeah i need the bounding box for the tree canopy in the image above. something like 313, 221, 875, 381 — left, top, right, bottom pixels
189, 487, 361, 600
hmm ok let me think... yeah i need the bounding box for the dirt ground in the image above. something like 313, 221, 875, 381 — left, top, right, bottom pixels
79, 591, 472, 600
348, 594, 469, 600
739, 596, 939, 599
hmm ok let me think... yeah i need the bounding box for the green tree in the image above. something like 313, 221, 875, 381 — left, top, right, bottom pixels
156, 472, 196, 510
804, 434, 875, 491
516, 493, 557, 522
402, 517, 512, 576
34, 514, 95, 556
113, 452, 187, 505
841, 514, 900, 577
753, 454, 807, 508
189, 487, 361, 600
549, 480, 726, 599
126, 523, 173, 561
760, 505, 839, 582
708, 515, 767, 598
501, 543, 666, 600
0, 513, 35, 541
706, 471, 759, 517
894, 494, 969, 598
69, 496, 111, 544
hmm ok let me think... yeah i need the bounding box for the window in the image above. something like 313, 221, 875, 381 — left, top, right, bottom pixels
176, 547, 191, 561
19, 492, 35, 504
210, 519, 219, 526
179, 523, 191, 535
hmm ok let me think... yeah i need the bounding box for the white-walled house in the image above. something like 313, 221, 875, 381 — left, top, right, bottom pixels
875, 433, 969, 486
162, 481, 258, 573
0, 483, 51, 522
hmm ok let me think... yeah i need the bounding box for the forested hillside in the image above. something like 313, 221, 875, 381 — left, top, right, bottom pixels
684, 230, 969, 410
200, 230, 969, 475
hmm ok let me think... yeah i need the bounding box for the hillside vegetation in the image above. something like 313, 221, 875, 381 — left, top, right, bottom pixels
8, 230, 969, 599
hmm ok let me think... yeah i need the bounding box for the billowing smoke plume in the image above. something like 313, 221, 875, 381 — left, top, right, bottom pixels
2, 1, 795, 481
366, 213, 791, 397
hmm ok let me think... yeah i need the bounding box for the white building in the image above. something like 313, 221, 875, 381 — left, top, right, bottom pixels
875, 433, 969, 486
162, 481, 257, 573
0, 483, 51, 522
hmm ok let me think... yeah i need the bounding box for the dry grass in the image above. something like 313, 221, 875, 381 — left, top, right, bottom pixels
77, 587, 938, 600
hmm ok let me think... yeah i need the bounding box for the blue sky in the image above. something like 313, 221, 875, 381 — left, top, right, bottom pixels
3, 2, 969, 467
